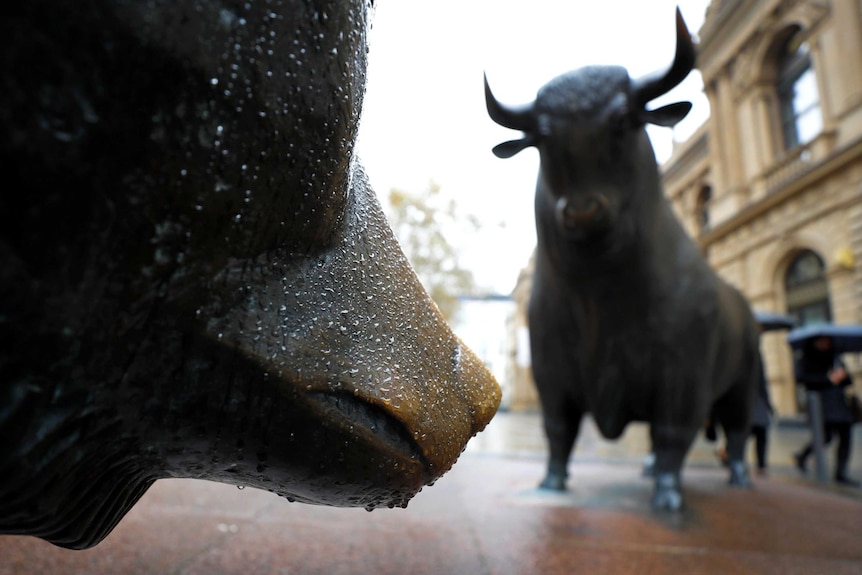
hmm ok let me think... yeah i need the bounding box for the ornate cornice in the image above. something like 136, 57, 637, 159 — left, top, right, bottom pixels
699, 0, 828, 94
699, 0, 770, 81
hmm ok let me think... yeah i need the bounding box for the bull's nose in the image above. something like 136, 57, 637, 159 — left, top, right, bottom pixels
555, 195, 608, 230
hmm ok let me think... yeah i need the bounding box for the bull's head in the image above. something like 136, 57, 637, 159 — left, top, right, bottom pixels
0, 0, 500, 549
485, 8, 696, 243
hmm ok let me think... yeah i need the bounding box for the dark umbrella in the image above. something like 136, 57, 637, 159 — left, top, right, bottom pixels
754, 310, 796, 332
786, 323, 862, 353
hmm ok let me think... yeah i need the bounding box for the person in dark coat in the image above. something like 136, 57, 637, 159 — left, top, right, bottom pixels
712, 354, 774, 474
793, 336, 859, 487
750, 356, 774, 475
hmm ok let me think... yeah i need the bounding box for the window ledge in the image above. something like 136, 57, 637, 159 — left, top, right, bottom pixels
765, 129, 837, 195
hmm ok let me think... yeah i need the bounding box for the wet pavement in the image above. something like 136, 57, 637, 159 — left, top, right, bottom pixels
2, 411, 861, 574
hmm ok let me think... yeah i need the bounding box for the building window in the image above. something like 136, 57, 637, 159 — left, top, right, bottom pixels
695, 185, 711, 234
776, 32, 822, 150
784, 249, 831, 326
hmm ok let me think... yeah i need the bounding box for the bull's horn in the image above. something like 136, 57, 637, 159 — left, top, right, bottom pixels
632, 7, 696, 107
484, 72, 535, 132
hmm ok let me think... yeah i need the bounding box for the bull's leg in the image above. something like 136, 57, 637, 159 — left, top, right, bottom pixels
714, 383, 754, 488
717, 422, 751, 487
649, 424, 698, 511
642, 450, 656, 477
723, 428, 751, 487
539, 409, 582, 491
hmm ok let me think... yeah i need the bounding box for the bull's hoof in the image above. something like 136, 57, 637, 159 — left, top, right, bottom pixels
652, 487, 683, 511
652, 472, 684, 512
728, 460, 751, 488
539, 473, 567, 491
642, 453, 656, 478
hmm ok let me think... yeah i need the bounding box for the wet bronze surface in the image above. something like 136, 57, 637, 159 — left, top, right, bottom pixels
1, 0, 500, 548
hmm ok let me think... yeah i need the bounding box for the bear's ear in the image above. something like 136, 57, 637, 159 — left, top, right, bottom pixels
639, 101, 692, 127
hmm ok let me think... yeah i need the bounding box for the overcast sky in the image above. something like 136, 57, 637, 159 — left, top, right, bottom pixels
356, 0, 712, 294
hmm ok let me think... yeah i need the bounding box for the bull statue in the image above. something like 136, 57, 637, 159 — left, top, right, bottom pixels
484, 9, 760, 511
0, 0, 500, 549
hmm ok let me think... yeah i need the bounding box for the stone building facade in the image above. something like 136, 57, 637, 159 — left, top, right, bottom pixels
506, 0, 862, 416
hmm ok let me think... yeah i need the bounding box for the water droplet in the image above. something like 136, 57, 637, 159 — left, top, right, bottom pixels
217, 522, 239, 533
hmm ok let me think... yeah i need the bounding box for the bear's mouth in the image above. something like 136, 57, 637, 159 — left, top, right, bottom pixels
308, 391, 427, 467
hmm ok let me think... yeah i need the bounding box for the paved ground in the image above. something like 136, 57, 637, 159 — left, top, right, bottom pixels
2, 411, 861, 574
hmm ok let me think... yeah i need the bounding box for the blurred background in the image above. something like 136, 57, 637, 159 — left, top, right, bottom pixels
356, 0, 862, 417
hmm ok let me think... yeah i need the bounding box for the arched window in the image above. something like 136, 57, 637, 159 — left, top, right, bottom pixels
695, 185, 711, 234
776, 30, 822, 150
784, 249, 831, 326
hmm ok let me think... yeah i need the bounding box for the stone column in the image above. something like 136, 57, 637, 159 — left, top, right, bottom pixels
830, 0, 862, 116
750, 85, 777, 199
808, 32, 835, 132
705, 80, 728, 196
718, 68, 744, 193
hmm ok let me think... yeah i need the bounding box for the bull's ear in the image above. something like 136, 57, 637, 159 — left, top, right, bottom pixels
492, 136, 536, 158
640, 101, 692, 127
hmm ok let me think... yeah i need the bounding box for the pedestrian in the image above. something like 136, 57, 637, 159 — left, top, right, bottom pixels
712, 355, 773, 475
793, 335, 860, 487
749, 355, 774, 475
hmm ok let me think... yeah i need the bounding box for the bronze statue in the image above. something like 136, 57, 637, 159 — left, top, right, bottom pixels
485, 9, 760, 510
0, 0, 500, 549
